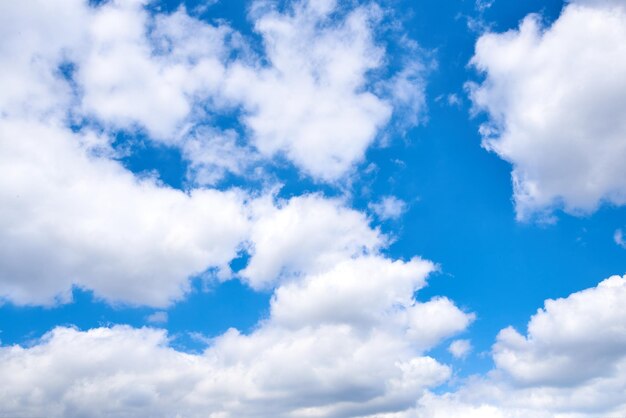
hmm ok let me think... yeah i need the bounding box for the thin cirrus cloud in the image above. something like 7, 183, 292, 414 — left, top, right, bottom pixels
468, 0, 626, 221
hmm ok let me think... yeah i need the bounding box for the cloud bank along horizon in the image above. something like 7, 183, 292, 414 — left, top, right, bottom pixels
0, 0, 625, 416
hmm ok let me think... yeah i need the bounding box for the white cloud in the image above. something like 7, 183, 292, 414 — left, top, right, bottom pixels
0, 1, 471, 416
404, 298, 475, 351
0, 0, 87, 119
0, 326, 448, 418
78, 1, 233, 141
270, 256, 435, 329
181, 128, 257, 186
468, 0, 626, 220
1, 0, 429, 307
369, 196, 407, 220
1, 0, 425, 184
0, 117, 252, 307
447, 94, 462, 107
448, 339, 472, 359
492, 274, 626, 386
0, 1, 261, 307
1, 114, 409, 306
414, 274, 626, 417
0, 119, 475, 412
221, 0, 396, 181
0, 255, 474, 417
241, 194, 385, 289
383, 59, 428, 130
475, 0, 494, 12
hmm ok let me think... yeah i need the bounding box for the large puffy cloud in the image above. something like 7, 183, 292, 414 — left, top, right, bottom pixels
1, 111, 473, 417
268, 256, 474, 353
493, 274, 626, 387
413, 275, 626, 417
0, 117, 251, 307
0, 13, 248, 306
0, 0, 231, 140
468, 0, 626, 220
0, 0, 256, 307
0, 256, 475, 417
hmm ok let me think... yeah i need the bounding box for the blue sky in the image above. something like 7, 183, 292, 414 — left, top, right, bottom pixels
1, 0, 625, 416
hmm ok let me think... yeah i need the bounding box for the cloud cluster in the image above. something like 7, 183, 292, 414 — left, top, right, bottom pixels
0, 0, 427, 306
8, 274, 626, 417
0, 0, 430, 306
0, 126, 392, 306
2, 0, 625, 416
0, 4, 472, 415
0, 255, 475, 417
469, 0, 626, 220
241, 194, 385, 289
1, 0, 423, 185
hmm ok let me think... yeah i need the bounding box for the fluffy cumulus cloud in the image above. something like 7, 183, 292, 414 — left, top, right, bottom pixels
0, 117, 252, 307
269, 256, 434, 330
0, 0, 424, 185
241, 194, 385, 289
222, 0, 394, 180
9, 0, 626, 417
0, 256, 475, 417
0, 0, 244, 306
468, 0, 626, 220
0, 116, 404, 306
0, 0, 426, 306
412, 275, 626, 417
78, 1, 233, 140
492, 275, 626, 387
